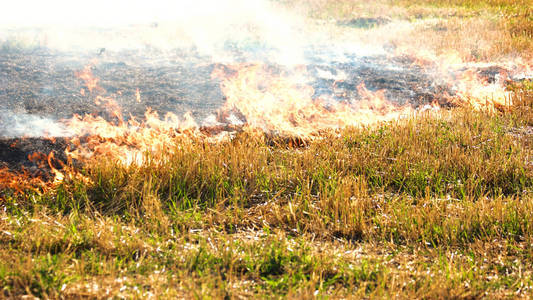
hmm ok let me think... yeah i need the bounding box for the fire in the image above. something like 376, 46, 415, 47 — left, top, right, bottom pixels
136, 88, 141, 103
52, 62, 414, 175
47, 152, 65, 183
65, 109, 198, 166
95, 95, 124, 121
2, 54, 532, 195
62, 63, 414, 168
215, 63, 412, 136
28, 152, 48, 168
402, 49, 533, 110
450, 69, 511, 110
75, 64, 102, 94
75, 62, 125, 121
0, 167, 46, 195
446, 58, 532, 110
0, 151, 63, 197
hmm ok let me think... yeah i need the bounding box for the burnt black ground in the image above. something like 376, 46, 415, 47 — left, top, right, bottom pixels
0, 137, 68, 177
0, 48, 224, 122
0, 46, 453, 124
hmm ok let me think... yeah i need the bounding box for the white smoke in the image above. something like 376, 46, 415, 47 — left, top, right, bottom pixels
0, 0, 308, 64
0, 110, 71, 138
0, 0, 416, 139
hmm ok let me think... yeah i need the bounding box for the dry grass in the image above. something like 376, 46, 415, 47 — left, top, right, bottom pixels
1, 84, 532, 298
282, 0, 533, 61
1, 208, 533, 298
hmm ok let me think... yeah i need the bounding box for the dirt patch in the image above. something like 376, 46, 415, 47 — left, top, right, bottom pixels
337, 17, 391, 29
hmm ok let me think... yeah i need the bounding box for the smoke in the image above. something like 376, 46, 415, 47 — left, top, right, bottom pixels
0, 0, 227, 27
0, 110, 71, 138
2, 1, 529, 140
0, 0, 308, 64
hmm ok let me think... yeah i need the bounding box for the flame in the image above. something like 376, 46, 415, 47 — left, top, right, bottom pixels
75, 64, 102, 94
46, 152, 65, 183
28, 152, 48, 168
449, 60, 533, 110
0, 156, 62, 197
72, 65, 201, 167
95, 95, 124, 121
401, 49, 533, 110
65, 109, 198, 166
215, 63, 412, 136
136, 88, 141, 103
2, 54, 532, 193
0, 167, 46, 196
57, 63, 413, 172
450, 69, 511, 110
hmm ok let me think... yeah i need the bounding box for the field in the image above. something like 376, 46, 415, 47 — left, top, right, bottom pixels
1, 0, 533, 298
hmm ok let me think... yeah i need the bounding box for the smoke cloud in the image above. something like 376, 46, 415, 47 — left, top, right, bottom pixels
0, 110, 71, 138
0, 0, 309, 64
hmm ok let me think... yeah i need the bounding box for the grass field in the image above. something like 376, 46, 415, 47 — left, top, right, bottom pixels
1, 0, 533, 298
286, 0, 533, 61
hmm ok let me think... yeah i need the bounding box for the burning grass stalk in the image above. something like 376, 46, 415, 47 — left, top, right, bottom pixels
68, 106, 531, 208
5, 90, 530, 219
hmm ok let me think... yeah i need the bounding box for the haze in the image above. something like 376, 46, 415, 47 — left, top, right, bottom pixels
0, 0, 273, 27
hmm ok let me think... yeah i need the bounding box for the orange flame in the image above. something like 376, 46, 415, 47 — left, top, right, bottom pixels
136, 88, 141, 103
75, 64, 102, 94
402, 50, 532, 110
0, 167, 42, 196
3, 56, 531, 193
65, 109, 198, 166
47, 152, 65, 184
450, 69, 511, 110
215, 63, 412, 136
0, 165, 54, 198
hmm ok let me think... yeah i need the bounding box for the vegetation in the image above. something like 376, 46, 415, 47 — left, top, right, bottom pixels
285, 0, 533, 60
1, 0, 533, 298
0, 84, 531, 298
